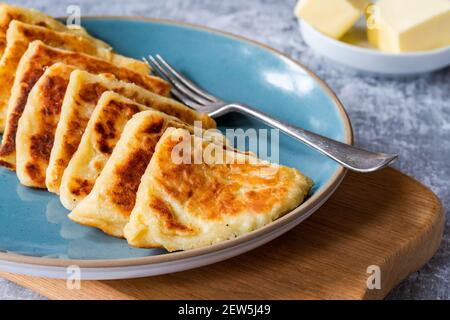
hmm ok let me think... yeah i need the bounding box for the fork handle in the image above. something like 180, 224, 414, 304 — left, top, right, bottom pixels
219, 103, 397, 172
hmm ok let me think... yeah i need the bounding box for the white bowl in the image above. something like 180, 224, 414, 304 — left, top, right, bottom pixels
299, 19, 450, 75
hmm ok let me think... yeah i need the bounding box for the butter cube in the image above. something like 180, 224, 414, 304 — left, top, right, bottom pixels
295, 0, 370, 39
367, 0, 450, 53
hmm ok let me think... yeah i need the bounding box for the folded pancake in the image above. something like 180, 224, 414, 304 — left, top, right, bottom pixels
68, 109, 193, 237
16, 63, 173, 188
46, 70, 215, 194
0, 20, 149, 130
124, 128, 313, 251
0, 41, 170, 170
16, 63, 76, 187
60, 92, 152, 209
0, 3, 110, 57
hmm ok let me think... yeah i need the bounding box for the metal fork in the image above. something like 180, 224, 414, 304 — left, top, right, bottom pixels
146, 54, 398, 173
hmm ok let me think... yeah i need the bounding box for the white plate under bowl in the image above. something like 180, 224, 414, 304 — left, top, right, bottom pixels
299, 19, 450, 75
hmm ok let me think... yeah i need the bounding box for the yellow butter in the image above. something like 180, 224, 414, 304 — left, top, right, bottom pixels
295, 0, 370, 39
367, 0, 450, 53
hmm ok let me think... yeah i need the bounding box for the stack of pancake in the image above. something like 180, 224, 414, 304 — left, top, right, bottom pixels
0, 3, 313, 251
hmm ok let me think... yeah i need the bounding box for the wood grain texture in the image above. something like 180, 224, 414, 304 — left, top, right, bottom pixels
1, 168, 444, 300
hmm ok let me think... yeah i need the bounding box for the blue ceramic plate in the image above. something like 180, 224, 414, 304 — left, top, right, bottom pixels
0, 17, 352, 279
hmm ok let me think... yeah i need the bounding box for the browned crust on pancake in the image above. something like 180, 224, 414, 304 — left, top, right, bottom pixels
29, 127, 52, 155
93, 100, 140, 154
0, 3, 111, 55
0, 6, 61, 55
0, 63, 43, 157
15, 67, 72, 187
28, 74, 68, 161
0, 20, 119, 132
142, 118, 165, 134
24, 162, 44, 185
69, 178, 94, 197
46, 82, 109, 184
40, 74, 68, 116
107, 119, 165, 211
153, 131, 298, 221
67, 112, 197, 239
149, 196, 196, 234
23, 44, 170, 95
8, 21, 108, 57
106, 117, 181, 217
0, 159, 14, 169
47, 67, 213, 193
124, 128, 313, 251
0, 42, 170, 166
60, 107, 89, 168
115, 86, 213, 127
109, 149, 154, 213
63, 96, 149, 202
29, 130, 53, 167
78, 82, 109, 103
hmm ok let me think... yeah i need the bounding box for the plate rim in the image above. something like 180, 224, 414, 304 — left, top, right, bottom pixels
0, 16, 353, 268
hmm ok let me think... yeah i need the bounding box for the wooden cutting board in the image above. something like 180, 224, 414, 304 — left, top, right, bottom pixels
1, 168, 444, 300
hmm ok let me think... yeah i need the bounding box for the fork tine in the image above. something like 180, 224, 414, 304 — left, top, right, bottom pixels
170, 87, 208, 110
155, 54, 222, 104
145, 57, 208, 110
148, 55, 213, 107
145, 56, 168, 81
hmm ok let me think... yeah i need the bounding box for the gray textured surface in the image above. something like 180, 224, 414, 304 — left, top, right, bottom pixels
1, 0, 449, 300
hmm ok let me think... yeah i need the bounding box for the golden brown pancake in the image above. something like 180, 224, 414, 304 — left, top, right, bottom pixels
46, 70, 215, 194
124, 128, 313, 251
16, 63, 76, 187
60, 92, 151, 208
0, 3, 110, 57
67, 109, 192, 237
0, 41, 170, 170
0, 20, 149, 130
